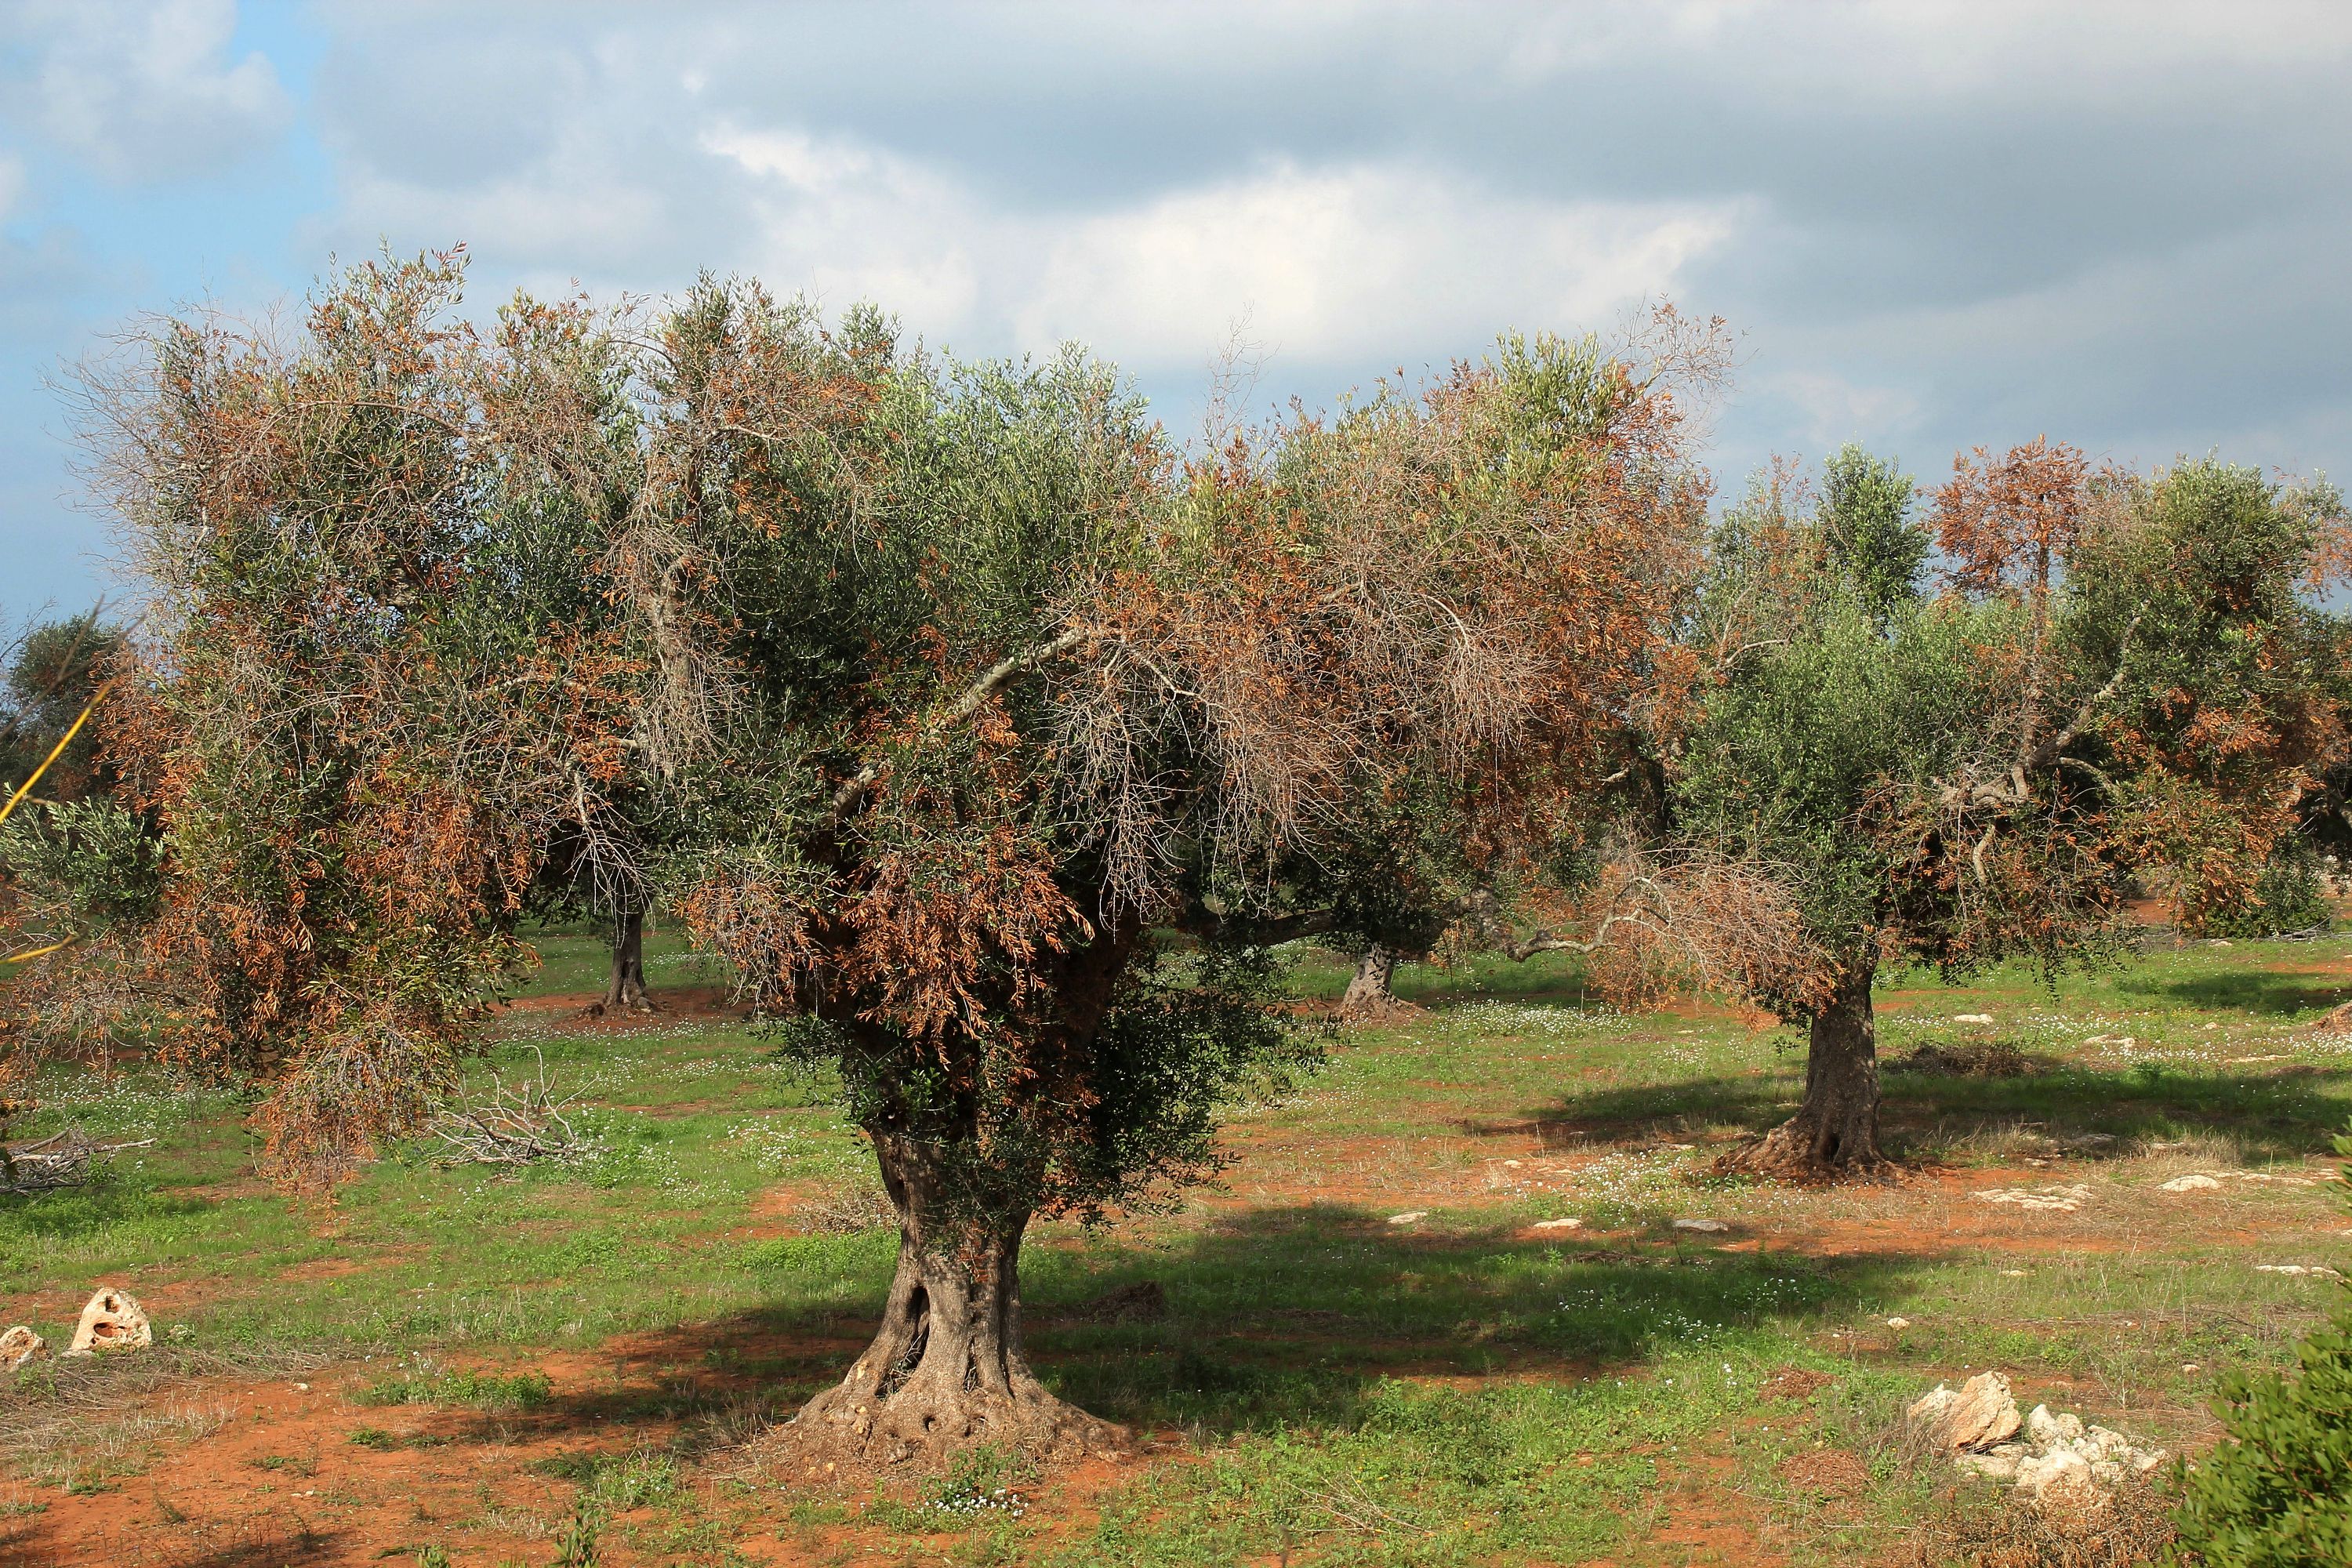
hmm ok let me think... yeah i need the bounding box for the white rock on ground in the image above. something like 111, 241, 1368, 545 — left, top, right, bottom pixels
1530, 1218, 1582, 1231
1906, 1370, 2020, 1452
2027, 1404, 2084, 1445
2161, 1174, 2222, 1192
1933, 1384, 2168, 1507
1385, 1210, 1428, 1225
2015, 1447, 2092, 1500
63, 1288, 151, 1356
0, 1326, 46, 1372
1672, 1218, 1730, 1233
1973, 1185, 2092, 1212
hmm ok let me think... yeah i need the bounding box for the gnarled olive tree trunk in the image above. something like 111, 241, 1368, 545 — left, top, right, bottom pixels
1338, 943, 1400, 1019
781, 1131, 1120, 1473
1718, 958, 1893, 1180
597, 902, 655, 1014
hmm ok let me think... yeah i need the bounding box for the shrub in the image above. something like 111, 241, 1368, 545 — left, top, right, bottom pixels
2170, 1128, 2352, 1563
2199, 856, 2333, 939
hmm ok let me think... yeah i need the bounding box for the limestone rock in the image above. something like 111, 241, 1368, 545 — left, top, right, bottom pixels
1672, 1218, 1730, 1233
1944, 1371, 2022, 1450
1910, 1370, 2020, 1453
1955, 1450, 2022, 1480
2082, 1425, 2132, 1461
1972, 1185, 2091, 1212
2013, 1446, 2091, 1499
63, 1287, 151, 1356
2161, 1174, 2222, 1192
1385, 1210, 1428, 1225
0, 1326, 46, 1372
1907, 1383, 1957, 1428
1530, 1217, 1582, 1232
1926, 1383, 2168, 1508
2026, 1404, 2084, 1446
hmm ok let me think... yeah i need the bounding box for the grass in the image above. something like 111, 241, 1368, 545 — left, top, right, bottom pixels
2, 920, 2350, 1563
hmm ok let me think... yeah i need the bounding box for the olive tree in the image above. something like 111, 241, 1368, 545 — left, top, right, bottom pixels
1634, 444, 2347, 1178
623, 292, 1716, 1466
11, 255, 642, 1181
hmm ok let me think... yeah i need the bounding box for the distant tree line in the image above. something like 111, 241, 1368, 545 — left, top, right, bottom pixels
2, 251, 2345, 1466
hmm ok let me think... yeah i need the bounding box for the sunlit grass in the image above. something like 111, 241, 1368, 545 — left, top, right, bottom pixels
4, 924, 2351, 1561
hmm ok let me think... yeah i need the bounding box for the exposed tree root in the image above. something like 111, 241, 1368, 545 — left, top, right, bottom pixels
1712, 1116, 1900, 1184
746, 1152, 1131, 1483
755, 1368, 1127, 1485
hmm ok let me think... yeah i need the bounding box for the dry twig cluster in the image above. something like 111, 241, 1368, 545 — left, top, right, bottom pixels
427, 1049, 582, 1168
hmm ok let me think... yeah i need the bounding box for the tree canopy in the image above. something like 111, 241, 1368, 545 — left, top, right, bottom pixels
5, 256, 1722, 1468
8, 249, 2344, 1468
1605, 444, 2352, 1176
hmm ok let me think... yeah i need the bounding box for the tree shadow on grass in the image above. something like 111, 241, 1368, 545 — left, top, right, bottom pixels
2115, 969, 2352, 1018
1498, 1060, 2352, 1167
5, 1517, 353, 1567
0, 1174, 214, 1247
416, 1203, 1915, 1454
1038, 1203, 1911, 1435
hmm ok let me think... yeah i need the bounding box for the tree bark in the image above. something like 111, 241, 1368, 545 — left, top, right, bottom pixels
1716, 959, 1893, 1181
771, 1132, 1123, 1475
597, 902, 655, 1014
1338, 944, 1401, 1020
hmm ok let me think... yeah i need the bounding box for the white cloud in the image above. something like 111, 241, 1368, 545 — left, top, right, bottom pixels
7, 0, 289, 181
1504, 0, 2352, 105
702, 127, 1740, 376
1766, 369, 1923, 451
1018, 164, 1735, 368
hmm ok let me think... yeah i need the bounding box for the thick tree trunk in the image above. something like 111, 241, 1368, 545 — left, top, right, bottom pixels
1716, 960, 1893, 1181
596, 902, 655, 1015
1338, 944, 1401, 1020
769, 1132, 1124, 1476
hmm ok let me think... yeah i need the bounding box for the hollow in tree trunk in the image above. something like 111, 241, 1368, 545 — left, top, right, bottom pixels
770, 1132, 1125, 1475
1716, 959, 1893, 1181
1339, 944, 1402, 1020
595, 902, 656, 1015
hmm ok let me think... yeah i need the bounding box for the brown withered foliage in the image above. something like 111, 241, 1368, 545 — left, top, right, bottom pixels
618, 296, 1725, 1466
6, 252, 642, 1187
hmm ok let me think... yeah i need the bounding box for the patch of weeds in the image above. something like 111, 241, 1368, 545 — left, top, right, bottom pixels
251, 1453, 318, 1476
927, 1443, 1035, 1528
581, 1448, 682, 1512
557, 1230, 624, 1269
413, 1548, 453, 1568
348, 1425, 399, 1450
551, 1497, 601, 1568
531, 1450, 602, 1484
356, 1357, 554, 1411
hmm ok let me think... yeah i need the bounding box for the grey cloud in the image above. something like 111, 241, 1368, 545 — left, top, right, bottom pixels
9, 0, 2351, 617
0, 0, 290, 183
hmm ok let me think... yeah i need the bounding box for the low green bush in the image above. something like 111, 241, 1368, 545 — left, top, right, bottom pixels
2171, 1127, 2352, 1563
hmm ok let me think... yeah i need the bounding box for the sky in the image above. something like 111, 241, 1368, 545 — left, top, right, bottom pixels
2, 0, 2348, 619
